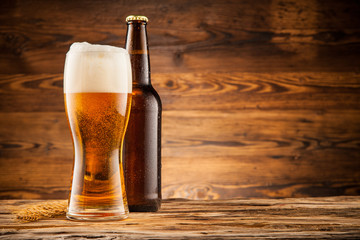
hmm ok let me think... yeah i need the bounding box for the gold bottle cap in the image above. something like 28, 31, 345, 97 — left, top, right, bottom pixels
126, 15, 148, 23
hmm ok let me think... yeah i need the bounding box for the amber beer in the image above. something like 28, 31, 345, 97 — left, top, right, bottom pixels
64, 42, 132, 220
124, 15, 162, 212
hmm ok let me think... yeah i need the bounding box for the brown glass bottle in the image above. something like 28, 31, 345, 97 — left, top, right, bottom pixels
124, 15, 161, 212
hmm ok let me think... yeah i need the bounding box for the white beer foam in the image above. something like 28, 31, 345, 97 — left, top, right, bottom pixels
64, 42, 132, 93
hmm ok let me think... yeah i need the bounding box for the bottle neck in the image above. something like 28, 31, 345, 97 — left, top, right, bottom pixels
125, 21, 151, 86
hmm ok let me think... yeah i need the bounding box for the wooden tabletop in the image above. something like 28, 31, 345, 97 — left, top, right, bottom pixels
1, 196, 360, 239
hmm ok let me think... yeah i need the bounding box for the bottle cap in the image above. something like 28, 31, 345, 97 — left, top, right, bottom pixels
126, 15, 148, 23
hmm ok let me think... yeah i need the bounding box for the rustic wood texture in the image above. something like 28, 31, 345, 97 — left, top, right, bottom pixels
0, 72, 359, 199
1, 197, 360, 239
0, 0, 360, 200
1, 72, 360, 112
0, 0, 360, 73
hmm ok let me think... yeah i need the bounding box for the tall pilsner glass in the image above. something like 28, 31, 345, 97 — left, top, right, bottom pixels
64, 42, 132, 221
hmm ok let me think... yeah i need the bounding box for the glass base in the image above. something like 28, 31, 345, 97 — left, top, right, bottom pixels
66, 209, 129, 221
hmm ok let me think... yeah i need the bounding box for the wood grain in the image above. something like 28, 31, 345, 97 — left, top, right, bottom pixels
1, 72, 359, 112
0, 108, 359, 199
155, 72, 360, 110
1, 197, 360, 239
0, 0, 360, 200
1, 0, 360, 73
0, 73, 359, 199
0, 74, 64, 112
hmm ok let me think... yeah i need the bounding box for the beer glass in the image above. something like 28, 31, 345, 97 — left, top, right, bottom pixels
64, 42, 132, 221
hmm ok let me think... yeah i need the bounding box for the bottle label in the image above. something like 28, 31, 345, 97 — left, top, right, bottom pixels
128, 49, 148, 55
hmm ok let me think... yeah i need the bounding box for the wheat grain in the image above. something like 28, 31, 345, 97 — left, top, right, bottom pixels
14, 200, 67, 222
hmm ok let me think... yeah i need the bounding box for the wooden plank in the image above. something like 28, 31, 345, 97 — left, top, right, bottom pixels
0, 74, 64, 112
1, 72, 359, 112
0, 112, 72, 159
1, 197, 360, 239
1, 0, 360, 73
163, 180, 360, 200
161, 109, 360, 198
0, 157, 72, 199
154, 72, 360, 111
2, 156, 358, 199
162, 110, 360, 158
0, 109, 359, 199
1, 110, 359, 159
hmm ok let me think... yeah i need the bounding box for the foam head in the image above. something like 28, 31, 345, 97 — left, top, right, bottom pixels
64, 42, 132, 93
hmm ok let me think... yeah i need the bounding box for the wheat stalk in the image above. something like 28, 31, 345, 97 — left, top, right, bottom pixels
14, 200, 68, 222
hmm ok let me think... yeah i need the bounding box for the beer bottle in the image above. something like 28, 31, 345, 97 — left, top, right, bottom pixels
124, 15, 162, 212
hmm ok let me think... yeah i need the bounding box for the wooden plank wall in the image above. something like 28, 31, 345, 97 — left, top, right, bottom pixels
0, 0, 359, 200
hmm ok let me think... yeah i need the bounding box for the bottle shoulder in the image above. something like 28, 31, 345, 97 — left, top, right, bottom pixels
131, 85, 162, 110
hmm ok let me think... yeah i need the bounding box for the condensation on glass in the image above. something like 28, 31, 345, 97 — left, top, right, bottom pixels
124, 15, 162, 212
